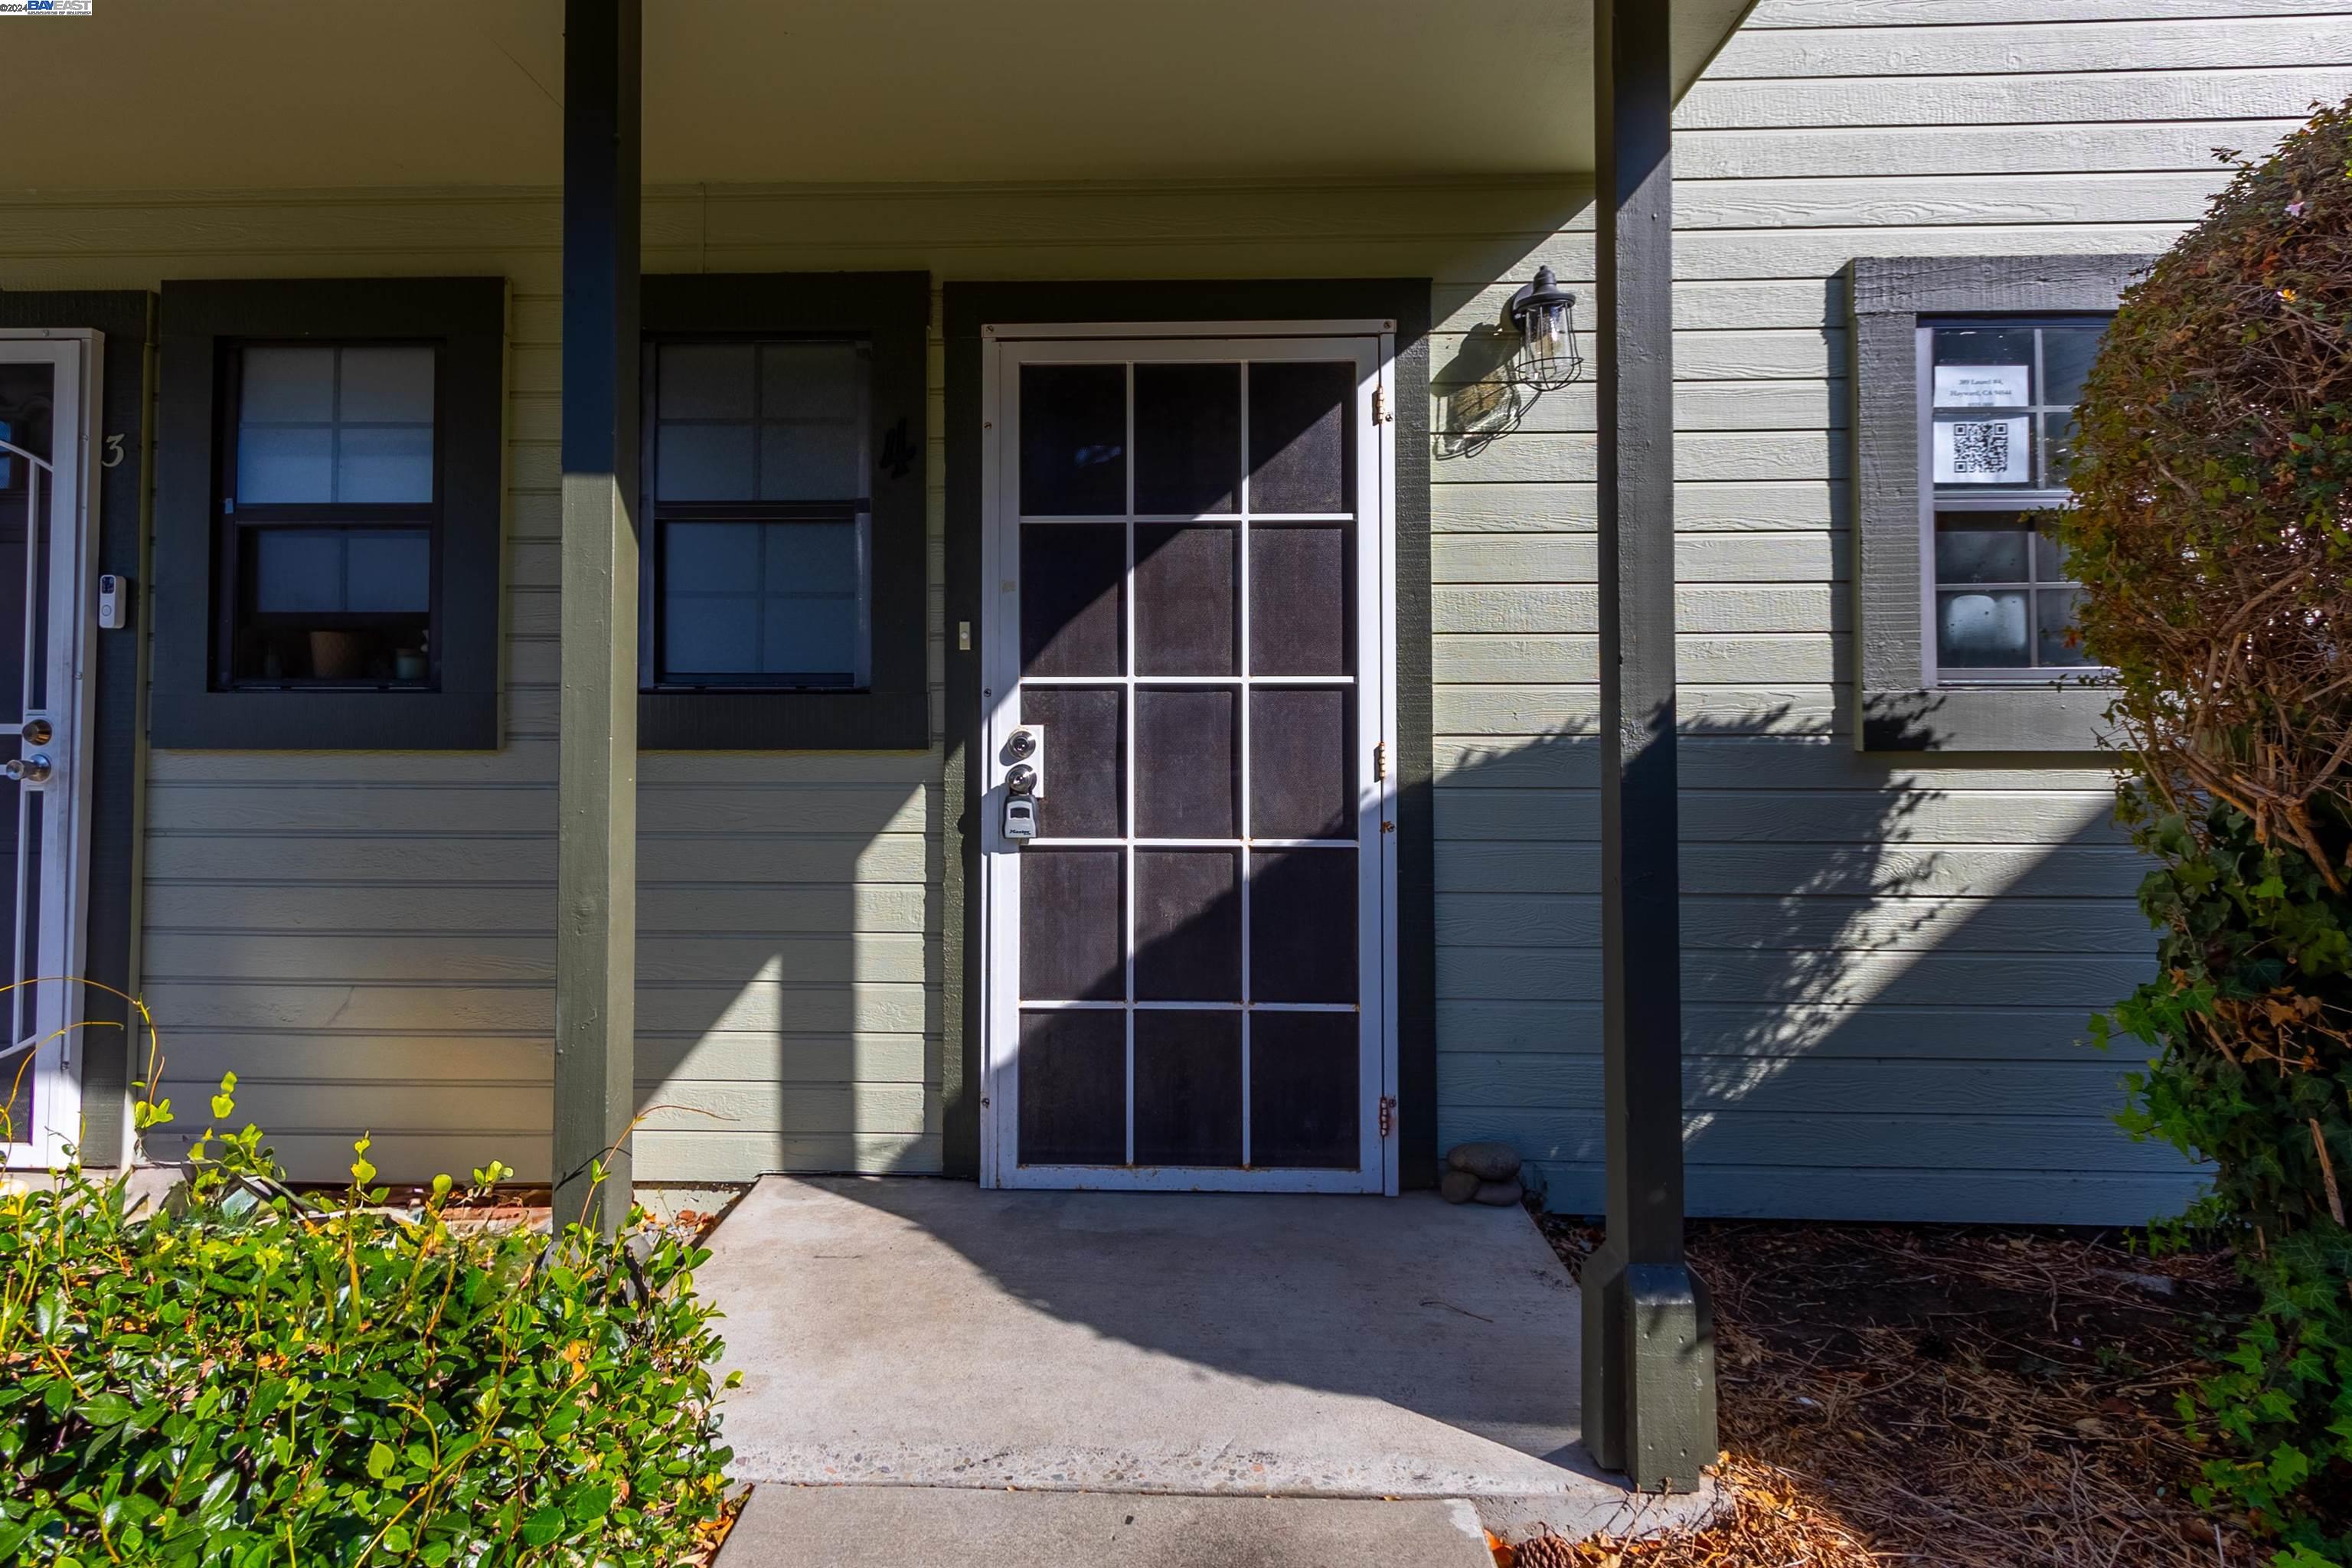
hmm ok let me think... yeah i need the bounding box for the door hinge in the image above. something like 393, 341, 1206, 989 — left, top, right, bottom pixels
1373, 741, 1387, 781
1371, 385, 1391, 425
1378, 1096, 1397, 1138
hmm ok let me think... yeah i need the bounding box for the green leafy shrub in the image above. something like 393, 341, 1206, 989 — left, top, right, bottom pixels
2096, 802, 2352, 1560
0, 1076, 737, 1566
2061, 92, 2352, 1565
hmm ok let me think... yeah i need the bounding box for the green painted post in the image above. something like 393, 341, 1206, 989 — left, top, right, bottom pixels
1580, 0, 1718, 1491
554, 0, 641, 1237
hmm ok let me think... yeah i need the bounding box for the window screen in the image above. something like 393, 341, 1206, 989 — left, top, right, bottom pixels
645, 340, 871, 688
1923, 320, 2106, 679
221, 344, 438, 687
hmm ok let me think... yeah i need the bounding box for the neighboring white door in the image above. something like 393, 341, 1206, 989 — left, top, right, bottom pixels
979, 323, 1397, 1194
0, 334, 100, 1170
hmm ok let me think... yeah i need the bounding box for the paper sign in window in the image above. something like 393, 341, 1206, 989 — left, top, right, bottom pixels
1933, 416, 2030, 485
1932, 364, 2029, 409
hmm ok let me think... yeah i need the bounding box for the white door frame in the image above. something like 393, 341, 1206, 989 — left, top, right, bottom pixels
0, 332, 101, 1170
978, 320, 1399, 1194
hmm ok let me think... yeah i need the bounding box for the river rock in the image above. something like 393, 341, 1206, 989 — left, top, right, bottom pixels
1446, 1140, 1521, 1182
1472, 1178, 1524, 1207
1439, 1169, 1482, 1204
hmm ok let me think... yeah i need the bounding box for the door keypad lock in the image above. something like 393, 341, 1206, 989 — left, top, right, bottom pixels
1000, 726, 1045, 845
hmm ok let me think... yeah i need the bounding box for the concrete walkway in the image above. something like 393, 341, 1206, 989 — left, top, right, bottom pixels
697, 1177, 1708, 1564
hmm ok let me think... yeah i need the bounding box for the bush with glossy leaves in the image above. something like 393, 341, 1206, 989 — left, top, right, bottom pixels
0, 1076, 737, 1567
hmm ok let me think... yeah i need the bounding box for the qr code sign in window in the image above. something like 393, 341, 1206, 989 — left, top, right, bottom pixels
1950, 421, 2010, 476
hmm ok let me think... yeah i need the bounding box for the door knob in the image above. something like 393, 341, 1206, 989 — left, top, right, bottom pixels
5, 754, 52, 784
1005, 763, 1037, 796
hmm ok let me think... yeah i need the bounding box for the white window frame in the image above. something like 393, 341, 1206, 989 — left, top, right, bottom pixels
1914, 315, 2112, 688
976, 321, 1399, 1196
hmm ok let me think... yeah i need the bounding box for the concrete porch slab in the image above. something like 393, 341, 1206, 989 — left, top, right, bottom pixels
697, 1176, 1704, 1543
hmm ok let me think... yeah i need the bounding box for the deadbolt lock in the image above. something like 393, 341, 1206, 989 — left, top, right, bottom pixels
1005, 728, 1037, 761
21, 719, 51, 746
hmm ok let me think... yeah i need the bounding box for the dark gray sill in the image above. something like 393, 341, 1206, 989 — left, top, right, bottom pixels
1858, 682, 2118, 753
637, 689, 929, 751
150, 691, 499, 751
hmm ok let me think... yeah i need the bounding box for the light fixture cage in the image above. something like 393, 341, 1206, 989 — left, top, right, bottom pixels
1504, 266, 1584, 394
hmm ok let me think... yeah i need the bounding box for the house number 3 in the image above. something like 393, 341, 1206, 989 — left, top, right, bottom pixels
102, 434, 126, 469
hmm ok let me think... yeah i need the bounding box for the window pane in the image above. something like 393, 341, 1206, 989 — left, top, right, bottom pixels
1933, 518, 2029, 584
345, 528, 431, 612
252, 529, 346, 612
764, 520, 859, 596
1932, 416, 2032, 486
2033, 524, 2072, 584
656, 423, 756, 501
760, 342, 862, 420
237, 425, 333, 504
1929, 328, 2034, 410
2040, 411, 2079, 488
2037, 589, 2090, 666
664, 596, 761, 674
665, 521, 761, 593
336, 424, 433, 503
1134, 362, 1240, 515
1248, 361, 1351, 514
759, 421, 862, 501
1937, 590, 2030, 668
240, 347, 335, 423
657, 519, 864, 684
338, 347, 435, 423
2040, 327, 2104, 410
763, 597, 857, 678
661, 344, 756, 420
239, 345, 437, 505
1020, 364, 1127, 516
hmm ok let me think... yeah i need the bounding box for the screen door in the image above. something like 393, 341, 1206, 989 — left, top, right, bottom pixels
0, 335, 99, 1169
981, 325, 1395, 1193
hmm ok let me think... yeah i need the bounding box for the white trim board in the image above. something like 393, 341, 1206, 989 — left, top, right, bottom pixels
0, 331, 103, 1171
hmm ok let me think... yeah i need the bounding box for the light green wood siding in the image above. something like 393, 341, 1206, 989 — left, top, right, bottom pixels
2, 0, 2338, 1217
1432, 0, 2350, 1224
0, 177, 1569, 1185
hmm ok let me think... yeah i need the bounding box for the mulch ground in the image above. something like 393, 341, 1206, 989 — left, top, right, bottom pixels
1504, 1217, 2256, 1568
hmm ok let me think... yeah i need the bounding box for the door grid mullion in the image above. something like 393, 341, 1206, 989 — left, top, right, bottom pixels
1236, 358, 1253, 1170
1121, 360, 1138, 1168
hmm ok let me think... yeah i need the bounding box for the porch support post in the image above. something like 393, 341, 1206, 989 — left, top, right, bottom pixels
554, 0, 642, 1236
1580, 0, 1717, 1491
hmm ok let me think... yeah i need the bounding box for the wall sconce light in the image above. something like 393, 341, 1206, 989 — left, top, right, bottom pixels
1504, 265, 1583, 393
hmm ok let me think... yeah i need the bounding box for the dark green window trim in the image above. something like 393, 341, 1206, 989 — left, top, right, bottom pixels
153, 277, 508, 750
939, 279, 1436, 1187
1847, 256, 2151, 753
637, 272, 929, 751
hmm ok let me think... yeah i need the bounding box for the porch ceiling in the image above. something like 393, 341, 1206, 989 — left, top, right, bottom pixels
13, 0, 1749, 192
